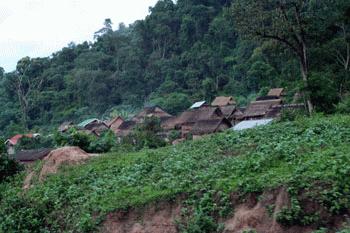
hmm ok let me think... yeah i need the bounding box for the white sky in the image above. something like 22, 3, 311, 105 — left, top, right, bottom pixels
0, 0, 159, 72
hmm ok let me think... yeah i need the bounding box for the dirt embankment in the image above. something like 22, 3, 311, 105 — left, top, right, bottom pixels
24, 147, 92, 189
101, 188, 319, 233
101, 201, 182, 233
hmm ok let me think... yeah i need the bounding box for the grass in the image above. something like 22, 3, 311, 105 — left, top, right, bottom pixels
1, 114, 350, 232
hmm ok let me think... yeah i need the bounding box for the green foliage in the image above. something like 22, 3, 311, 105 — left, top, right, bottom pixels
178, 190, 230, 233
0, 156, 23, 183
54, 128, 116, 153
0, 0, 349, 135
0, 137, 6, 155
0, 115, 350, 231
123, 117, 166, 150
54, 128, 92, 152
88, 131, 116, 153
336, 95, 350, 114
150, 93, 192, 115
15, 135, 55, 151
278, 108, 308, 122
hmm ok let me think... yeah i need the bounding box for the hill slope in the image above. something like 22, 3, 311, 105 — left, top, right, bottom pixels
1, 115, 350, 232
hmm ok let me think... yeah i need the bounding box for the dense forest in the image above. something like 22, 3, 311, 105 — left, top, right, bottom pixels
0, 0, 349, 137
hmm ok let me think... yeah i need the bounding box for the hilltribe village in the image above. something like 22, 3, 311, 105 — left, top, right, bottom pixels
5, 88, 304, 164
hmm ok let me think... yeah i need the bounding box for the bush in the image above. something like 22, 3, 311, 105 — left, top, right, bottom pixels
0, 155, 23, 183
15, 135, 55, 151
55, 128, 116, 153
336, 95, 350, 114
120, 117, 166, 151
278, 108, 307, 122
54, 128, 92, 152
88, 131, 116, 153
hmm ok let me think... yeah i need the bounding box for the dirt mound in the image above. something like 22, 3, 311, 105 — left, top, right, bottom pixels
101, 201, 181, 233
223, 187, 314, 233
39, 147, 91, 180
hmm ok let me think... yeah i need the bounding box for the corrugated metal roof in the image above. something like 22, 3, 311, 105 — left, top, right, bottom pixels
78, 118, 99, 128
232, 119, 274, 131
190, 101, 206, 109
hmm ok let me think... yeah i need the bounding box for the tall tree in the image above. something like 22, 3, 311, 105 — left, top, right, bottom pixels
231, 0, 330, 114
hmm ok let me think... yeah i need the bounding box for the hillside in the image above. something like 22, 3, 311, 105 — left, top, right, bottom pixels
1, 115, 350, 232
0, 0, 349, 137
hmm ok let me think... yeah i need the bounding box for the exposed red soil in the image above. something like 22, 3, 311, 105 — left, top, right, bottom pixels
101, 188, 322, 233
223, 187, 314, 233
101, 201, 182, 233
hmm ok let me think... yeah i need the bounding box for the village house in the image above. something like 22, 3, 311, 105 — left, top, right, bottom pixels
191, 118, 232, 139
267, 88, 285, 98
211, 96, 236, 106
12, 148, 52, 164
132, 106, 173, 123
5, 134, 40, 155
243, 99, 282, 120
115, 120, 137, 137
107, 116, 125, 135
78, 118, 109, 136
58, 121, 74, 133
175, 106, 225, 137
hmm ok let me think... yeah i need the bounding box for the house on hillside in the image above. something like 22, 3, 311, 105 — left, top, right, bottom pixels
175, 106, 224, 137
5, 134, 40, 155
243, 99, 282, 120
218, 105, 245, 125
78, 118, 109, 136
191, 118, 232, 139
115, 121, 137, 137
211, 96, 236, 106
58, 121, 74, 133
12, 148, 52, 164
107, 116, 125, 135
267, 88, 285, 98
132, 106, 172, 123
190, 101, 207, 109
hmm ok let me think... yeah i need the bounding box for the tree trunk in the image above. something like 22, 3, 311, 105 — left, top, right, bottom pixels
300, 61, 314, 115
299, 41, 314, 115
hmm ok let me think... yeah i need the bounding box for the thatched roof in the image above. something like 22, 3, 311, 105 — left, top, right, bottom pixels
13, 148, 52, 162
118, 121, 136, 130
244, 99, 282, 118
191, 118, 232, 135
161, 116, 179, 130
85, 122, 109, 131
268, 88, 284, 97
256, 96, 280, 101
211, 96, 236, 106
58, 121, 73, 132
176, 106, 223, 126
107, 116, 124, 128
115, 120, 137, 137
133, 106, 172, 123
220, 105, 236, 118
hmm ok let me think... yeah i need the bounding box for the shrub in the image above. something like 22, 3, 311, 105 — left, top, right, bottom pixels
121, 117, 166, 151
0, 155, 23, 183
336, 95, 350, 114
15, 135, 55, 151
88, 131, 116, 153
54, 128, 92, 152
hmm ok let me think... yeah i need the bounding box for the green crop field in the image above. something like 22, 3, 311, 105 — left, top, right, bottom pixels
1, 115, 350, 233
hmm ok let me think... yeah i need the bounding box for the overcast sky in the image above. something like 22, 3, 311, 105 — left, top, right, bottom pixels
0, 0, 158, 72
